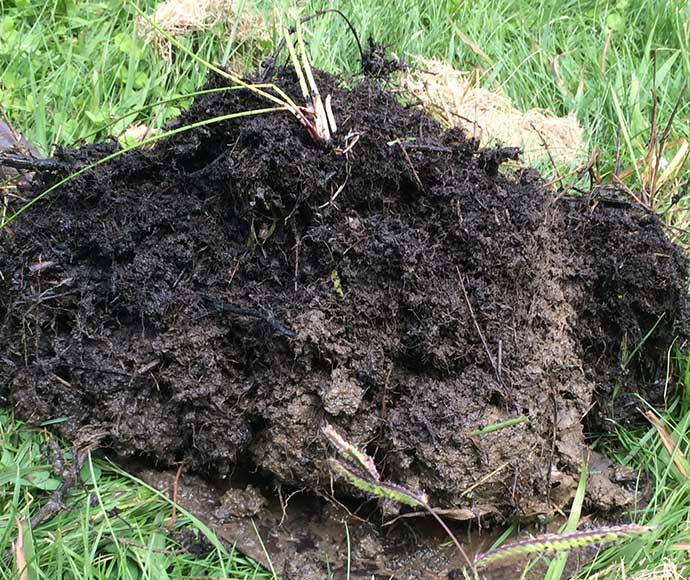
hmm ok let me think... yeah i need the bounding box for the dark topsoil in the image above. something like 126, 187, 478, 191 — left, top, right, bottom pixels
1, 65, 689, 533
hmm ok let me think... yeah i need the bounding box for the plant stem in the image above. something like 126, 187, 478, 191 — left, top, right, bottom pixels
1, 107, 283, 229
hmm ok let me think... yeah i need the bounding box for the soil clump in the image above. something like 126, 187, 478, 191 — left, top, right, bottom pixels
1, 62, 688, 557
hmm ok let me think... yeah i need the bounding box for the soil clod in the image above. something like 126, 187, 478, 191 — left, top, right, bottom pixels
1, 62, 688, 576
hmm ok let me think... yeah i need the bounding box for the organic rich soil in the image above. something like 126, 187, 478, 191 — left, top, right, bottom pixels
1, 61, 688, 554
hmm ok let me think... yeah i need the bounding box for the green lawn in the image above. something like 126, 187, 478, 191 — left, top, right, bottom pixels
1, 1, 690, 578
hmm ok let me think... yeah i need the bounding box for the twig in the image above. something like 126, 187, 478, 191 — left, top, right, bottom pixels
29, 447, 86, 530
546, 149, 600, 214
277, 485, 306, 527
2, 438, 102, 568
167, 463, 185, 531
530, 122, 560, 186
459, 461, 511, 499
292, 222, 301, 292
600, 30, 612, 73
422, 101, 479, 130
228, 259, 241, 287
396, 138, 424, 191
204, 297, 297, 338
0, 153, 76, 173
425, 508, 475, 572
383, 506, 472, 526
545, 148, 598, 190
651, 83, 687, 205
658, 84, 687, 152
457, 268, 504, 391
116, 539, 179, 555
609, 173, 645, 205
317, 161, 351, 208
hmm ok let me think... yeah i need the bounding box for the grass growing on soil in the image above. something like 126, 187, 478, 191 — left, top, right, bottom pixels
2, 0, 690, 578
3, 0, 690, 197
0, 411, 271, 579
299, 0, 690, 202
575, 368, 690, 579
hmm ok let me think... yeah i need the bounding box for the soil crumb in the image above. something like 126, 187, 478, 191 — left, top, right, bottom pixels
1, 63, 688, 537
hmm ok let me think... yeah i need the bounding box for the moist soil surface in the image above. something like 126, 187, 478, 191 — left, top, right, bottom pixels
1, 62, 689, 575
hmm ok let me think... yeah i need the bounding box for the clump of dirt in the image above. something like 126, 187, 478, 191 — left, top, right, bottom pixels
0, 63, 688, 530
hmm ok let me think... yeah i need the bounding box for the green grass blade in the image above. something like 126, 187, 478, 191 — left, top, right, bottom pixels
544, 458, 588, 579
0, 105, 281, 229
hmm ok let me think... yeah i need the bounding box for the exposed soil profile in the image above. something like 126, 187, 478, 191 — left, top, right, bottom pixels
1, 61, 689, 574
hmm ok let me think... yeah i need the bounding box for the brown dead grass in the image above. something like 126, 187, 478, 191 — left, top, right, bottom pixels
401, 59, 585, 168
138, 0, 267, 59
631, 561, 683, 580
588, 560, 684, 580
118, 123, 156, 147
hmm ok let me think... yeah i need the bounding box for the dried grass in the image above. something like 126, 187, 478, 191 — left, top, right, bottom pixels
138, 0, 267, 59
118, 123, 156, 147
631, 560, 683, 580
401, 59, 585, 167
588, 559, 684, 580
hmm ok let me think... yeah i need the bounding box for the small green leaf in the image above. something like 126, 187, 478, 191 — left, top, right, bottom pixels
134, 71, 149, 90
39, 417, 69, 426
27, 470, 61, 491
2, 70, 17, 90
605, 12, 624, 32
0, 466, 31, 487
331, 270, 345, 299
80, 461, 102, 483
116, 65, 128, 84
114, 32, 132, 54
164, 106, 181, 118
2, 16, 15, 34
85, 110, 106, 125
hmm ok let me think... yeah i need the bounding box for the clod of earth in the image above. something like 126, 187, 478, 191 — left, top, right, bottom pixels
1, 63, 688, 537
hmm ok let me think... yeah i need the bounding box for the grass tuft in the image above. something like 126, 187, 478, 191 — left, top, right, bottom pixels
0, 411, 271, 579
